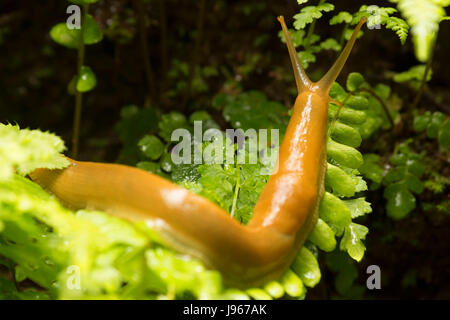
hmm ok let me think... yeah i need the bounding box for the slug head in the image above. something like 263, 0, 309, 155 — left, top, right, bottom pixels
277, 16, 367, 96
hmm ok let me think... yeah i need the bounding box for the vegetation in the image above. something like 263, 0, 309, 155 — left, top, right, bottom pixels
0, 0, 449, 300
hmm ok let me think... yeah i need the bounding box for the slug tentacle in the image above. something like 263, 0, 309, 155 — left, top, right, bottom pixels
277, 16, 312, 93
317, 17, 367, 93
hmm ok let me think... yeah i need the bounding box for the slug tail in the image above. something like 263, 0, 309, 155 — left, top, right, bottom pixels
317, 17, 367, 93
28, 157, 75, 191
278, 16, 312, 93
28, 168, 61, 191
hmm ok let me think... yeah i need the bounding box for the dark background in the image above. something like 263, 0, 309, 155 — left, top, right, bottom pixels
0, 0, 449, 299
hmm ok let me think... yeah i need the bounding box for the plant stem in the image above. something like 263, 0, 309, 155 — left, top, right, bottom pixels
71, 4, 89, 159
158, 0, 168, 101
339, 24, 347, 48
411, 40, 436, 111
135, 0, 156, 107
304, 0, 325, 49
183, 0, 207, 108
328, 86, 394, 138
327, 99, 343, 137
230, 165, 241, 219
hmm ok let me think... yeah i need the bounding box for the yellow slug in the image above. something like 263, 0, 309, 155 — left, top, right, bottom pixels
29, 16, 367, 287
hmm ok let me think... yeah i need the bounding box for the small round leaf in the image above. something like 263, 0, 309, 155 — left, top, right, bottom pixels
76, 66, 97, 92
138, 135, 165, 160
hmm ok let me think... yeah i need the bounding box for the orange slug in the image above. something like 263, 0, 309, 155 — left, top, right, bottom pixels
29, 16, 367, 287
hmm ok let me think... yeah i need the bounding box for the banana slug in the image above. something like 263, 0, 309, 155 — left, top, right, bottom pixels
29, 16, 367, 287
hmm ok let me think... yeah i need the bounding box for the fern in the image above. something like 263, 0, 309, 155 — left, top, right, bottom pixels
413, 111, 450, 149
394, 64, 432, 83
350, 5, 409, 44
0, 123, 69, 180
389, 0, 450, 61
385, 16, 409, 44
281, 3, 409, 69
116, 74, 388, 297
1, 69, 395, 299
293, 2, 335, 30
330, 11, 353, 25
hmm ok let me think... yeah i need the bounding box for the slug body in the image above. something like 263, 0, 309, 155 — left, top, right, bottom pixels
29, 17, 366, 286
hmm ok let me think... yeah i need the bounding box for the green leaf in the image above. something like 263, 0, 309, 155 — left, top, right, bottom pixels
426, 111, 446, 138
246, 288, 272, 300
404, 173, 424, 193
280, 270, 305, 298
355, 6, 408, 44
438, 119, 450, 149
413, 111, 431, 132
327, 139, 364, 169
325, 163, 357, 197
329, 82, 348, 102
340, 223, 368, 261
345, 95, 369, 110
359, 154, 384, 184
160, 153, 174, 173
195, 164, 236, 212
346, 72, 366, 91
158, 112, 188, 142
0, 123, 69, 180
222, 91, 289, 132
263, 281, 285, 299
298, 51, 316, 69
0, 278, 50, 300
319, 192, 352, 236
336, 107, 367, 125
374, 84, 391, 100
393, 65, 431, 83
331, 122, 362, 148
293, 3, 335, 30
384, 183, 416, 220
67, 75, 77, 95
49, 15, 102, 49
76, 66, 97, 92
291, 247, 321, 288
320, 38, 341, 51
385, 16, 409, 45
394, 0, 445, 61
50, 23, 80, 49
330, 11, 352, 25
83, 14, 103, 45
138, 135, 165, 160
344, 198, 372, 218
308, 218, 336, 252
326, 251, 359, 295
115, 106, 161, 164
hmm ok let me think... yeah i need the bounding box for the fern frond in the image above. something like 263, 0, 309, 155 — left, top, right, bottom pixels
385, 16, 409, 44
293, 3, 335, 30
0, 123, 70, 180
390, 0, 449, 61
354, 5, 409, 44
330, 11, 352, 25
